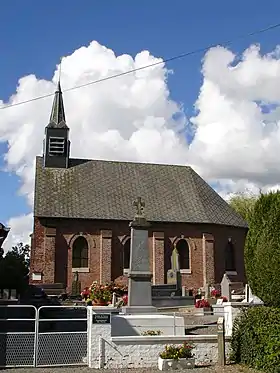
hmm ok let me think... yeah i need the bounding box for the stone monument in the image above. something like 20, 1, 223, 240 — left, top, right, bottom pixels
167, 247, 182, 288
71, 271, 81, 297
122, 197, 157, 314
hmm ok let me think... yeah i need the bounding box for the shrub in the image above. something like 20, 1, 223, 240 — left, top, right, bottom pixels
159, 343, 193, 359
245, 191, 280, 306
231, 306, 280, 372
142, 330, 162, 336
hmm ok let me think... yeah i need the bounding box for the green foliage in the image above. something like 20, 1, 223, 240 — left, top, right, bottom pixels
228, 192, 257, 225
231, 307, 280, 372
0, 243, 30, 291
159, 343, 194, 360
142, 330, 162, 336
245, 191, 280, 306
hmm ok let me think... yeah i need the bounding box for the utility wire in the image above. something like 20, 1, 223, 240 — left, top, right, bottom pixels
1, 21, 280, 111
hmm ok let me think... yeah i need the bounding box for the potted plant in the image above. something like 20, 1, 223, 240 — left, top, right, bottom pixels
158, 343, 195, 370
80, 281, 112, 306
210, 288, 221, 299
195, 298, 212, 315
116, 294, 128, 308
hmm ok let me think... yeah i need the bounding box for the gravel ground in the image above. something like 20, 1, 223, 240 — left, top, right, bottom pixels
0, 365, 257, 373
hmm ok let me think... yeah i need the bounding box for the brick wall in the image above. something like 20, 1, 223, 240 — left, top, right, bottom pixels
29, 217, 247, 292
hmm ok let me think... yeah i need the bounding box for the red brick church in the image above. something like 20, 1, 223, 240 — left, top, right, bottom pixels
29, 83, 248, 293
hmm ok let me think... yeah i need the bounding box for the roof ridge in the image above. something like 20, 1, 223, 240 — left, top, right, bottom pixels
37, 155, 191, 169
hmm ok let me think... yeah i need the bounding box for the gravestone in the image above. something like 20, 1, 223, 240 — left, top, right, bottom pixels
122, 197, 156, 314
244, 284, 263, 304
221, 273, 244, 301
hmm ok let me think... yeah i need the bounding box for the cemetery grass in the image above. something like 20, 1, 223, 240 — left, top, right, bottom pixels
1, 364, 260, 373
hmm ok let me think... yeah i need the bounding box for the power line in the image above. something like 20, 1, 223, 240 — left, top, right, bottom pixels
1, 21, 280, 111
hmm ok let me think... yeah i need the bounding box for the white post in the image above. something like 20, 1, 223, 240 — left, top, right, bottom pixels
173, 312, 176, 335
112, 292, 117, 307
99, 336, 105, 368
87, 306, 112, 368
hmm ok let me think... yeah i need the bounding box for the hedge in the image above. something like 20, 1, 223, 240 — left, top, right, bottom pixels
231, 306, 280, 372
245, 191, 280, 307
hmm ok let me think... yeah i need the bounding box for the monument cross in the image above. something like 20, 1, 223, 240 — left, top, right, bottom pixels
133, 196, 145, 216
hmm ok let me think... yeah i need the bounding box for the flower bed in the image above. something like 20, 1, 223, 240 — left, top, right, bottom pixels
81, 281, 128, 306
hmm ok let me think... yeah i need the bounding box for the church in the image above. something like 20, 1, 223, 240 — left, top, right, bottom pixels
29, 83, 248, 294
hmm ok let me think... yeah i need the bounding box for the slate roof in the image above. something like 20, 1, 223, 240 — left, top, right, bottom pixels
34, 156, 248, 228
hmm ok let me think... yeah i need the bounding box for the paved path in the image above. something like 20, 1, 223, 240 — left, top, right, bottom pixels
0, 365, 255, 373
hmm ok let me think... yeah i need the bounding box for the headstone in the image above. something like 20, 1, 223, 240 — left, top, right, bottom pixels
122, 197, 156, 314
3, 289, 9, 299
221, 273, 231, 300
243, 284, 263, 304
10, 289, 17, 300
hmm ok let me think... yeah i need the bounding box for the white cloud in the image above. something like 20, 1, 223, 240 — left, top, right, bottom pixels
3, 213, 33, 251
0, 41, 188, 250
2, 41, 280, 250
189, 44, 280, 191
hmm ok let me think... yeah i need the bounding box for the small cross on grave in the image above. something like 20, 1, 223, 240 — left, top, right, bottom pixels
133, 197, 145, 217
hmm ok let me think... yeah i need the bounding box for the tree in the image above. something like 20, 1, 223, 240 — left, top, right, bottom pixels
245, 191, 280, 306
0, 243, 30, 291
228, 192, 258, 225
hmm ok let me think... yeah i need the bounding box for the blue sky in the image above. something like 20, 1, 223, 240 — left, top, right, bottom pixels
1, 0, 280, 229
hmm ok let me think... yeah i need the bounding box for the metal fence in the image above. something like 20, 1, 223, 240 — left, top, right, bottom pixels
0, 305, 88, 368
0, 305, 37, 367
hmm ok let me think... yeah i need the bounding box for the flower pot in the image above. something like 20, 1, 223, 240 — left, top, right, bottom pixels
195, 306, 212, 315
158, 357, 178, 370
177, 358, 195, 369
158, 357, 195, 370
93, 300, 108, 306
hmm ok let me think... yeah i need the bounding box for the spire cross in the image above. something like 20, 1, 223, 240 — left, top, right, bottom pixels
133, 197, 145, 216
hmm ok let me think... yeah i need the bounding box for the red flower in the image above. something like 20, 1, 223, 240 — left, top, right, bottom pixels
211, 289, 221, 298
195, 299, 210, 308
122, 294, 128, 305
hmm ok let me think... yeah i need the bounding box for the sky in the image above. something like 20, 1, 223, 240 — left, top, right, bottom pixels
1, 0, 280, 250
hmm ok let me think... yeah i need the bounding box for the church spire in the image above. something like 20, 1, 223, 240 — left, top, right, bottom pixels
47, 81, 68, 128
43, 77, 71, 169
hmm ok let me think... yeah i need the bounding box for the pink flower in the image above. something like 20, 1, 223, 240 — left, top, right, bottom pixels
122, 294, 128, 305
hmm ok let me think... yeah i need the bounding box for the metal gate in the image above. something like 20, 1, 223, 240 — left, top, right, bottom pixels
0, 305, 37, 367
36, 305, 88, 367
0, 304, 88, 367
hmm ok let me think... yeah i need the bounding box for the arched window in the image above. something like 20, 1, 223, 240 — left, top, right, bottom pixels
176, 239, 190, 270
225, 240, 236, 272
72, 236, 89, 268
123, 238, 131, 270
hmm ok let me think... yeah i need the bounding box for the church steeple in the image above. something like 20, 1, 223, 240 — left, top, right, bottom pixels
43, 81, 70, 169
47, 81, 67, 128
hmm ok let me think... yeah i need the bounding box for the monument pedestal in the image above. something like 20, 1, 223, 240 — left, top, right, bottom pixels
122, 203, 157, 314
122, 306, 157, 314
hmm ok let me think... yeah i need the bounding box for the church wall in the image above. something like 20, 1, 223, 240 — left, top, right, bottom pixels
30, 217, 247, 293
